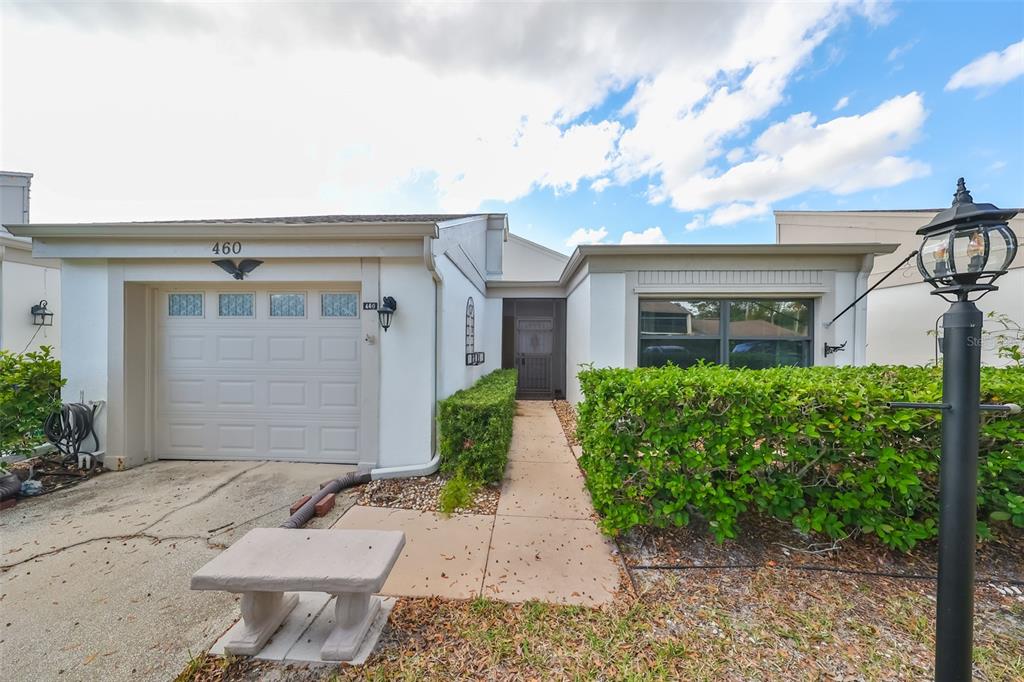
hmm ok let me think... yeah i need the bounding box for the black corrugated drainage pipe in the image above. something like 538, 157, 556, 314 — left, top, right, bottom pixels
279, 470, 372, 529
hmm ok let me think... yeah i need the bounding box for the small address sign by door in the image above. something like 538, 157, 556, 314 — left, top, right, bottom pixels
212, 241, 243, 255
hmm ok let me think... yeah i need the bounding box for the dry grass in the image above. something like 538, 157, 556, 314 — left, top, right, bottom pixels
188, 571, 1022, 681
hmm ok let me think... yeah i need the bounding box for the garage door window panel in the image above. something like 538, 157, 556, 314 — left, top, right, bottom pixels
168, 293, 204, 317
270, 293, 306, 318
218, 293, 255, 318
321, 293, 358, 318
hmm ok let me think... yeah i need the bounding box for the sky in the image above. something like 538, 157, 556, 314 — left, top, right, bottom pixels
2, 1, 1022, 254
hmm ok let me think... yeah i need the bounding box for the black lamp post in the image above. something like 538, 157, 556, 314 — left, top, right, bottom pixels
915, 178, 1018, 682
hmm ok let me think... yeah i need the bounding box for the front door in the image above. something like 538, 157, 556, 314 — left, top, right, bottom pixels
515, 316, 555, 398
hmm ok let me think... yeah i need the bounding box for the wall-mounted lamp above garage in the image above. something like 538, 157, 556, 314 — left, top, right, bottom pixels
378, 296, 397, 332
31, 300, 54, 326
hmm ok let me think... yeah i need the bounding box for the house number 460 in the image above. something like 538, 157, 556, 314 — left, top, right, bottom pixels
212, 241, 242, 255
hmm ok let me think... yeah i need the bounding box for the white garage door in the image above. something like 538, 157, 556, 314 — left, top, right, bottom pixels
156, 287, 362, 463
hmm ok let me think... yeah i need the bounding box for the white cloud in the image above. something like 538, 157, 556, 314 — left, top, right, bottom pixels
684, 215, 706, 231
887, 39, 918, 63
708, 203, 770, 226
619, 226, 667, 244
989, 160, 1008, 173
1, 1, 924, 230
659, 92, 930, 220
833, 95, 850, 111
565, 226, 609, 247
946, 40, 1024, 91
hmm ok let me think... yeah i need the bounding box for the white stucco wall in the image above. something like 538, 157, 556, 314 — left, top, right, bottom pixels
589, 272, 627, 368
867, 269, 1024, 366
565, 274, 591, 403
378, 258, 436, 468
436, 253, 501, 399
59, 260, 109, 451
1, 258, 61, 355
501, 234, 568, 281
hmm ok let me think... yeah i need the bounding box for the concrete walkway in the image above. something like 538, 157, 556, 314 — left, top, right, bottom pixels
334, 401, 621, 606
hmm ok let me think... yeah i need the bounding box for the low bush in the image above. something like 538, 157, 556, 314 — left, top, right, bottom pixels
437, 369, 517, 484
577, 364, 1024, 551
0, 346, 64, 458
439, 471, 477, 514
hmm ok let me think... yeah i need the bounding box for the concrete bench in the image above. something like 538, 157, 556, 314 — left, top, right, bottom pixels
191, 527, 405, 661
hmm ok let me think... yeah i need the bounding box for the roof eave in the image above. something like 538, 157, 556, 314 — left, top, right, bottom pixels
557, 242, 900, 284
4, 221, 441, 240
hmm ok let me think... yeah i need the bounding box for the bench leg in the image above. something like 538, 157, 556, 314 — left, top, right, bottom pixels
224, 591, 299, 656
320, 592, 381, 661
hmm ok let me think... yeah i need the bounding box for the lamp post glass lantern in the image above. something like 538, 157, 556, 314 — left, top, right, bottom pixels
916, 178, 1018, 299
916, 178, 1018, 682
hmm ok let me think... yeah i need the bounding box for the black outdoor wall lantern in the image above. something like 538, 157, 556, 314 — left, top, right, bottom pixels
377, 296, 397, 332
891, 177, 1019, 682
31, 300, 54, 326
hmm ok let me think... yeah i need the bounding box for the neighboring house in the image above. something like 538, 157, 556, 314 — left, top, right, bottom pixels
776, 210, 1024, 366
6, 213, 895, 472
0, 171, 61, 356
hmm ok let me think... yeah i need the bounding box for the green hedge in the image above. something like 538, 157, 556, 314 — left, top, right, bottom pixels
1, 346, 64, 457
577, 364, 1024, 551
438, 369, 518, 484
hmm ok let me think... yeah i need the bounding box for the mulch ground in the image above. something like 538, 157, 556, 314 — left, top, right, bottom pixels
552, 399, 579, 446
3, 453, 104, 500
357, 473, 500, 515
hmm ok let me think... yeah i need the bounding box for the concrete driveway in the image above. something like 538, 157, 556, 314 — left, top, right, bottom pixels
0, 460, 355, 681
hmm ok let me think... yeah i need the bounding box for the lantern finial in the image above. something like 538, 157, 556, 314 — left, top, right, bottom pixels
953, 178, 973, 206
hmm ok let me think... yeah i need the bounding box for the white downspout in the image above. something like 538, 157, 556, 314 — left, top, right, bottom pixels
369, 235, 443, 480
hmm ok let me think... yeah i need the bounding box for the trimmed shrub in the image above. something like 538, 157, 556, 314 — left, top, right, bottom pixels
577, 364, 1024, 551
437, 369, 518, 484
1, 346, 64, 457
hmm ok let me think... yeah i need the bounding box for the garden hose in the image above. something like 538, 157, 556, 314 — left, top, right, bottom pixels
44, 403, 101, 468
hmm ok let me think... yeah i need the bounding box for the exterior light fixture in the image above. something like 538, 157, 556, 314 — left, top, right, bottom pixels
377, 296, 397, 332
893, 178, 1019, 682
31, 300, 54, 326
916, 177, 1018, 301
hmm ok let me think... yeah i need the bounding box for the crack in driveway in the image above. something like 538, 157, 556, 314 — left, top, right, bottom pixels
1, 461, 268, 570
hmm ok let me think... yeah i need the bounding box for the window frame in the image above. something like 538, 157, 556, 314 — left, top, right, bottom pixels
268, 292, 307, 319
216, 291, 256, 319
167, 292, 205, 318
319, 291, 360, 319
637, 297, 814, 368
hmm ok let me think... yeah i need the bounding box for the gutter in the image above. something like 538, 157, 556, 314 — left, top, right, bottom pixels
5, 222, 440, 240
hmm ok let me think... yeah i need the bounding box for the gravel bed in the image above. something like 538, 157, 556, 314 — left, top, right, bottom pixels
552, 399, 579, 446
357, 474, 500, 515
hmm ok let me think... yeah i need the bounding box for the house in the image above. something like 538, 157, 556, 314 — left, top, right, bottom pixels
0, 171, 61, 356
776, 209, 1024, 366
6, 212, 895, 472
